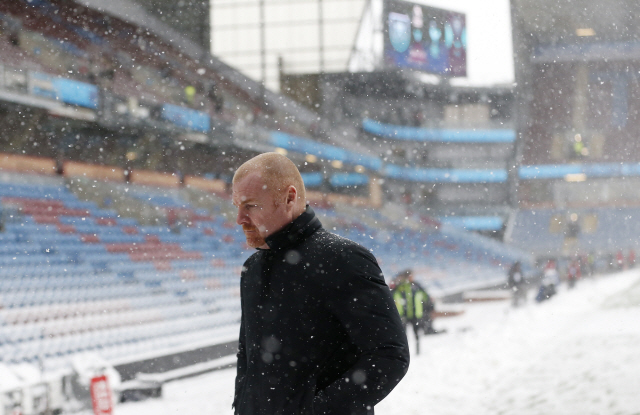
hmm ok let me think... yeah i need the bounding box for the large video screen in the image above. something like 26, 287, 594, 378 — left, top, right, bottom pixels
384, 0, 466, 76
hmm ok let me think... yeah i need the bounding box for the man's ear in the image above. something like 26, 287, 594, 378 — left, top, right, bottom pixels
286, 185, 297, 208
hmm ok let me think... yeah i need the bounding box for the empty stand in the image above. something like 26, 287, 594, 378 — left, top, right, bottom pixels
0, 174, 244, 370
0, 154, 532, 371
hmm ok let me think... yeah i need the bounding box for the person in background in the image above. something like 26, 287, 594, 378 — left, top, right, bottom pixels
567, 259, 581, 289
507, 261, 527, 307
392, 269, 436, 354
536, 259, 559, 302
586, 252, 596, 277
208, 81, 224, 113
616, 250, 625, 270
184, 85, 196, 106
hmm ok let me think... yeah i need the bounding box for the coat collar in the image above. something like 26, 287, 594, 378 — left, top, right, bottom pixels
264, 205, 322, 252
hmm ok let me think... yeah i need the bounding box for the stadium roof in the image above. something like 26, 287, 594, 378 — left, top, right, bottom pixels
514, 0, 640, 45
210, 0, 369, 91
76, 0, 319, 126
210, 0, 515, 90
74, 0, 640, 115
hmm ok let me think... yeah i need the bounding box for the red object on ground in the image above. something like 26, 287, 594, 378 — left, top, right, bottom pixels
90, 375, 113, 415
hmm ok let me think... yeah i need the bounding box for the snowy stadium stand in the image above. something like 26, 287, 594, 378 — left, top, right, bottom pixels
0, 170, 532, 372
0, 174, 244, 370
0, 0, 285, 136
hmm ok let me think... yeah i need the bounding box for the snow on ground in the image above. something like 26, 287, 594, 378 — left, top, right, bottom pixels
111, 270, 640, 415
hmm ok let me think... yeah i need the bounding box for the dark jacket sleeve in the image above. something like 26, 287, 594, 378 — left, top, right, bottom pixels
233, 288, 247, 410
314, 246, 410, 414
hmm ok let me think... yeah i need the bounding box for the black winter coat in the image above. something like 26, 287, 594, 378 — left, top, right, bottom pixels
233, 206, 410, 415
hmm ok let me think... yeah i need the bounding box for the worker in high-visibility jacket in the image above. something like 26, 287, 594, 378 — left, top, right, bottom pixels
392, 269, 435, 354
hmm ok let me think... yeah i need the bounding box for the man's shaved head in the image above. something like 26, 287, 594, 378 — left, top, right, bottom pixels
233, 152, 306, 208
232, 153, 307, 248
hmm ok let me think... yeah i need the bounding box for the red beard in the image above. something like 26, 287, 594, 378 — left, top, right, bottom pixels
242, 226, 265, 248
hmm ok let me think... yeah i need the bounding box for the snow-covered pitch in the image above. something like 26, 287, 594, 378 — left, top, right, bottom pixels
110, 270, 640, 415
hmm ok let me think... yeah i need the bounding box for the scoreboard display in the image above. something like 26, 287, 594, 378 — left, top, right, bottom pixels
384, 0, 467, 76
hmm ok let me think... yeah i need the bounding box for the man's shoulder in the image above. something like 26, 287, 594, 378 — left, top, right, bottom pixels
309, 229, 385, 283
309, 228, 375, 258
242, 250, 262, 271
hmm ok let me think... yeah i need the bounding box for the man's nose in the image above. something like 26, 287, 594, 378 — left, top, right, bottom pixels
236, 208, 249, 226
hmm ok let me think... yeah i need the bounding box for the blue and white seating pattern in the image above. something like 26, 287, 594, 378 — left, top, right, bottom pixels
0, 179, 244, 369
0, 175, 531, 370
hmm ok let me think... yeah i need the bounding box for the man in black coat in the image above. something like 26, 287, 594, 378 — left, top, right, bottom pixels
232, 153, 410, 415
